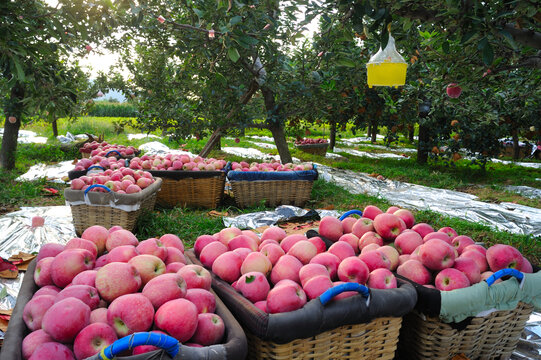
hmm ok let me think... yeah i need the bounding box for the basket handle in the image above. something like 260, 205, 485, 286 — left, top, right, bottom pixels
92, 332, 179, 360
84, 184, 111, 196
485, 268, 524, 286
87, 165, 105, 172
339, 210, 363, 221
319, 282, 370, 306
105, 150, 122, 157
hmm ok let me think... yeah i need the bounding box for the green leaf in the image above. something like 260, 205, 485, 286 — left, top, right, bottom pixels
193, 8, 204, 19
499, 30, 518, 50
245, 275, 255, 283
230, 16, 242, 26
336, 57, 356, 68
482, 43, 494, 65
13, 59, 25, 81
442, 41, 450, 54
227, 47, 240, 63
477, 37, 488, 51
460, 31, 476, 43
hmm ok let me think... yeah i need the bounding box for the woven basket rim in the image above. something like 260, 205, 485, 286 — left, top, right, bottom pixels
295, 143, 329, 148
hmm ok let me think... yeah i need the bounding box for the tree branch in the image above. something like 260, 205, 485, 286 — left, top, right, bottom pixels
503, 24, 541, 50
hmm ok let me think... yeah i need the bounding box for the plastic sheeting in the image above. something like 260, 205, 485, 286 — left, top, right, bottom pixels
0, 273, 24, 313
504, 186, 541, 199
316, 164, 541, 237
223, 205, 340, 230
0, 129, 47, 144
127, 133, 161, 140
137, 141, 196, 157
334, 147, 410, 160
247, 141, 277, 149
511, 312, 541, 359
0, 206, 75, 259
16, 160, 74, 183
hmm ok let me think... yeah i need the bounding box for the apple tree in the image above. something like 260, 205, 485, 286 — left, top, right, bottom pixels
0, 0, 118, 169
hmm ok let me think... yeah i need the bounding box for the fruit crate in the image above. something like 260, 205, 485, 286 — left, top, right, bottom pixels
294, 143, 329, 156
186, 250, 417, 360
148, 169, 227, 209
0, 259, 248, 360
227, 166, 318, 208
396, 268, 541, 360
64, 178, 162, 236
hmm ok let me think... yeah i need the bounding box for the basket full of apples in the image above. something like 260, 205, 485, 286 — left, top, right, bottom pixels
79, 141, 139, 159
184, 225, 417, 360
294, 138, 329, 156
64, 169, 162, 236
128, 155, 227, 209
330, 205, 541, 360
226, 160, 318, 208
0, 227, 248, 360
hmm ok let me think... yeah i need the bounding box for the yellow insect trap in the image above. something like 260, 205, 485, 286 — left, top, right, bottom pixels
366, 33, 407, 88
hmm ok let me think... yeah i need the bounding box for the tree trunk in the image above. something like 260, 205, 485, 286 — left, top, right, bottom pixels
52, 118, 59, 138
1, 85, 24, 170
417, 123, 429, 165
408, 124, 415, 142
199, 128, 223, 158
512, 128, 520, 160
370, 119, 378, 142
261, 87, 292, 164
329, 120, 336, 150
367, 123, 371, 138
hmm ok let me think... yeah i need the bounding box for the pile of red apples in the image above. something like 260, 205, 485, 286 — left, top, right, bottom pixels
294, 138, 328, 145
128, 155, 227, 172
323, 205, 533, 291
70, 168, 156, 194
22, 226, 225, 360
230, 160, 314, 172
73, 156, 131, 172
193, 204, 533, 314
79, 141, 137, 158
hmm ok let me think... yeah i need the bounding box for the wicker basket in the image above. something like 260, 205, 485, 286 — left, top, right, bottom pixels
66, 178, 161, 236
227, 167, 318, 208
398, 302, 533, 360
246, 317, 402, 360
149, 170, 226, 209
230, 179, 314, 208
186, 250, 417, 360
295, 143, 329, 156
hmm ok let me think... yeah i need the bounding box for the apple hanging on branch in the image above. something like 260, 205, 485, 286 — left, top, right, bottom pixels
446, 83, 462, 98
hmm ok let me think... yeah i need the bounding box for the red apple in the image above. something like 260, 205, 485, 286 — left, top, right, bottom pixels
411, 223, 434, 238
189, 313, 225, 346
396, 260, 432, 285
260, 243, 285, 266
128, 254, 166, 285
22, 329, 53, 360
73, 323, 118, 360
318, 216, 343, 242
367, 268, 397, 289
419, 239, 456, 270
337, 257, 369, 284
154, 298, 198, 342
142, 273, 187, 309
23, 295, 55, 331
302, 275, 333, 300
95, 262, 142, 302
136, 238, 167, 261
41, 298, 91, 343
51, 249, 95, 288
362, 205, 383, 220
435, 268, 470, 291
212, 251, 243, 283
28, 342, 74, 360
394, 231, 423, 255
235, 272, 270, 303
486, 244, 524, 272
107, 293, 154, 337
351, 217, 374, 239
454, 256, 481, 284
270, 254, 303, 285
309, 253, 341, 280
177, 264, 212, 290
55, 285, 100, 310
266, 282, 307, 314
185, 288, 216, 313
446, 83, 462, 98
199, 241, 228, 268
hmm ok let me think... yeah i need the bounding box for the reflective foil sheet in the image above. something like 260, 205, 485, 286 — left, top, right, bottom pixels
223, 205, 340, 230
504, 186, 541, 199
0, 273, 24, 311
511, 312, 541, 359
0, 129, 47, 144
316, 164, 541, 237
334, 147, 410, 160
138, 141, 196, 157
0, 206, 76, 259
127, 133, 162, 140
16, 160, 74, 183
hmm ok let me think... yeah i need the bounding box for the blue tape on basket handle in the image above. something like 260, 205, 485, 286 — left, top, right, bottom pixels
485, 268, 524, 287
84, 184, 111, 196
319, 282, 370, 306
97, 332, 179, 360
105, 150, 122, 157
339, 210, 363, 221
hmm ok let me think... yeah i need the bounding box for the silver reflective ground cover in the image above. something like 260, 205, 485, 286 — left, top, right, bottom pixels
15, 160, 74, 183
503, 186, 541, 199
0, 129, 47, 144
511, 312, 541, 359
223, 205, 340, 230
0, 206, 76, 259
